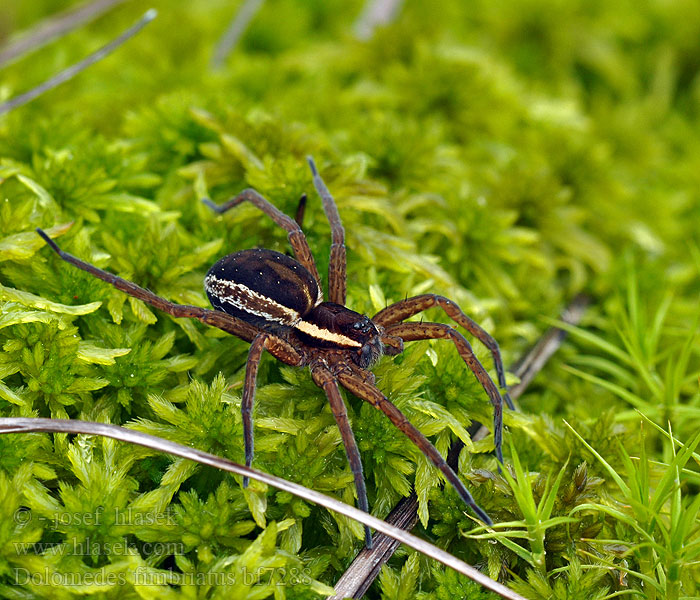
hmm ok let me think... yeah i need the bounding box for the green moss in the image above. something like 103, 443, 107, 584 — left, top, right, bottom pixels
1, 0, 700, 597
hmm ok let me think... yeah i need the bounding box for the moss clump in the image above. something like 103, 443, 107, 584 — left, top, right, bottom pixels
1, 0, 700, 598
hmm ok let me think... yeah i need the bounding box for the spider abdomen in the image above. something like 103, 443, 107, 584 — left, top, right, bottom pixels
205, 248, 322, 329
205, 249, 380, 363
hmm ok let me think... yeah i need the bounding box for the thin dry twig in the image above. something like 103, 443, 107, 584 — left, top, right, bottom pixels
508, 294, 589, 398
328, 294, 590, 599
0, 8, 156, 117
210, 0, 265, 69
0, 417, 526, 600
0, 0, 131, 68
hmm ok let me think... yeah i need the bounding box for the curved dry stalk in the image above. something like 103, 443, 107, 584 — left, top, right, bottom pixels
0, 9, 156, 116
210, 0, 265, 68
0, 416, 526, 600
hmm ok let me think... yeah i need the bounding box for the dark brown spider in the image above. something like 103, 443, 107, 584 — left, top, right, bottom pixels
36, 157, 512, 548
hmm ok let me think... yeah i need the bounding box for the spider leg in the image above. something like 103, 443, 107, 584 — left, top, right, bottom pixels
311, 365, 372, 548
373, 294, 514, 410
240, 333, 272, 488
383, 321, 504, 465
36, 229, 259, 338
35, 229, 307, 368
240, 336, 304, 485
307, 156, 346, 305
335, 371, 492, 525
202, 189, 321, 286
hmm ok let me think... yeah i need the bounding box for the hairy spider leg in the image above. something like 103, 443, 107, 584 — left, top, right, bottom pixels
35, 229, 263, 340
241, 332, 304, 488
311, 366, 372, 548
203, 190, 322, 286
238, 331, 309, 484
373, 294, 513, 410
383, 322, 504, 465
307, 156, 347, 305
335, 370, 493, 525
34, 229, 305, 365
241, 333, 271, 489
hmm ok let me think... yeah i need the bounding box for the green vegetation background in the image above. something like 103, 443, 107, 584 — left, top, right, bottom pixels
1, 0, 700, 598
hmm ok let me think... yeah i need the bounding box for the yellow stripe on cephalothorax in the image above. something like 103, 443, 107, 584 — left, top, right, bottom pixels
294, 319, 361, 347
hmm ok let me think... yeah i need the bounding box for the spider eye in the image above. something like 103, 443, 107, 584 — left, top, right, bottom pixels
353, 322, 364, 330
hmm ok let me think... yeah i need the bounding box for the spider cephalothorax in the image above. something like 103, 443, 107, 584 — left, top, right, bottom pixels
36, 156, 512, 548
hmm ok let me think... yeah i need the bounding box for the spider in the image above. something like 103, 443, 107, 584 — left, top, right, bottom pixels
36, 157, 513, 548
